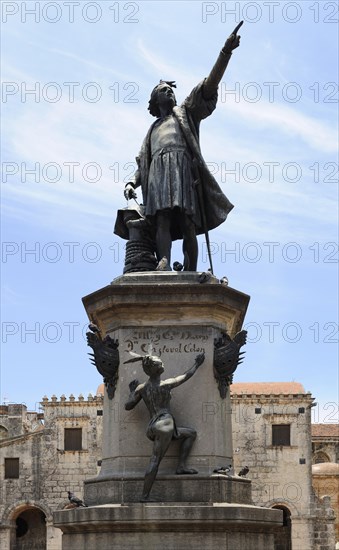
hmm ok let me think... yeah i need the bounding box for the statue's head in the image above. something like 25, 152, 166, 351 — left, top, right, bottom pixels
124, 351, 164, 376
148, 80, 177, 117
142, 355, 164, 376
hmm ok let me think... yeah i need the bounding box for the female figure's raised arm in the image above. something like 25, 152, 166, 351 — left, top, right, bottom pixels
125, 379, 143, 410
165, 353, 205, 389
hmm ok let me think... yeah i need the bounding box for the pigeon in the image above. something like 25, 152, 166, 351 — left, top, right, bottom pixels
220, 276, 229, 286
156, 256, 168, 271
198, 271, 212, 284
173, 261, 183, 272
88, 323, 100, 334
238, 466, 249, 477
67, 491, 88, 507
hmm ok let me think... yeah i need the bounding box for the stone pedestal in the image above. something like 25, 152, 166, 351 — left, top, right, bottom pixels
53, 502, 282, 550
84, 474, 251, 506
54, 272, 282, 547
82, 272, 250, 485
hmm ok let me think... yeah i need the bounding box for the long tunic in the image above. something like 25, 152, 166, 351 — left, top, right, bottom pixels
146, 115, 201, 227
115, 80, 234, 241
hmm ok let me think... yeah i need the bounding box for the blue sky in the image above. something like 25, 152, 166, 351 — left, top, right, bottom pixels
1, 0, 338, 423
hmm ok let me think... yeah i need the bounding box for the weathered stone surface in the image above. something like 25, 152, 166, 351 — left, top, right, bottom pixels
82, 273, 250, 487
84, 474, 251, 505
82, 272, 249, 336
312, 466, 338, 548
67, 274, 283, 548
0, 396, 102, 550
54, 502, 282, 550
1, 387, 336, 550
231, 385, 319, 549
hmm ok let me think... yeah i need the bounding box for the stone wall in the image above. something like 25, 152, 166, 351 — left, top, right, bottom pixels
312, 463, 339, 545
1, 389, 337, 549
312, 424, 339, 464
231, 386, 316, 550
0, 395, 103, 550
313, 495, 336, 550
0, 404, 42, 439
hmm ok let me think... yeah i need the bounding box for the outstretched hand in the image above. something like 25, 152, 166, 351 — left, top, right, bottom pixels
223, 21, 243, 53
195, 352, 205, 367
124, 183, 137, 201
129, 379, 139, 392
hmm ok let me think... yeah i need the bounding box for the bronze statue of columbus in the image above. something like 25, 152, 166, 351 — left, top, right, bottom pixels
123, 23, 243, 271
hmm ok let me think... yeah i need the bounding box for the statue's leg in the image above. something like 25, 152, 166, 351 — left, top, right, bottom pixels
175, 427, 198, 474
141, 418, 174, 502
182, 215, 198, 271
155, 210, 172, 266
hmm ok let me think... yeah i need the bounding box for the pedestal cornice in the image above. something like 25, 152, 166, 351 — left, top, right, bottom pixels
82, 273, 250, 336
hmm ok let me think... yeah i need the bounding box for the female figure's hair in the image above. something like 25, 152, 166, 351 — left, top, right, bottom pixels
142, 355, 163, 376
124, 352, 163, 376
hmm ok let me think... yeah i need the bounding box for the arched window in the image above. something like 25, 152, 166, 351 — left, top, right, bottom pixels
272, 505, 292, 550
0, 425, 8, 439
313, 451, 330, 464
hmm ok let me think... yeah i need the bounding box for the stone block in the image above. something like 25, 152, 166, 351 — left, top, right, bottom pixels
82, 273, 250, 481
54, 502, 282, 550
84, 474, 252, 505
51, 273, 286, 549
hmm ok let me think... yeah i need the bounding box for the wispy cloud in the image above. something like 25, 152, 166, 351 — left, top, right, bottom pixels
3, 43, 336, 241
1, 284, 26, 307
49, 48, 132, 80
226, 100, 337, 153
137, 40, 337, 154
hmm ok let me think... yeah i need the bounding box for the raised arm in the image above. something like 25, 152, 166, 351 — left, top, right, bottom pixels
203, 21, 243, 99
125, 379, 143, 410
164, 352, 205, 389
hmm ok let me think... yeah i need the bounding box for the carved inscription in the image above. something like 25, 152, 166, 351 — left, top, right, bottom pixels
123, 328, 208, 357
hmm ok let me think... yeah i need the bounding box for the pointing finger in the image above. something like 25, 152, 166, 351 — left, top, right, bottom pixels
232, 20, 244, 35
